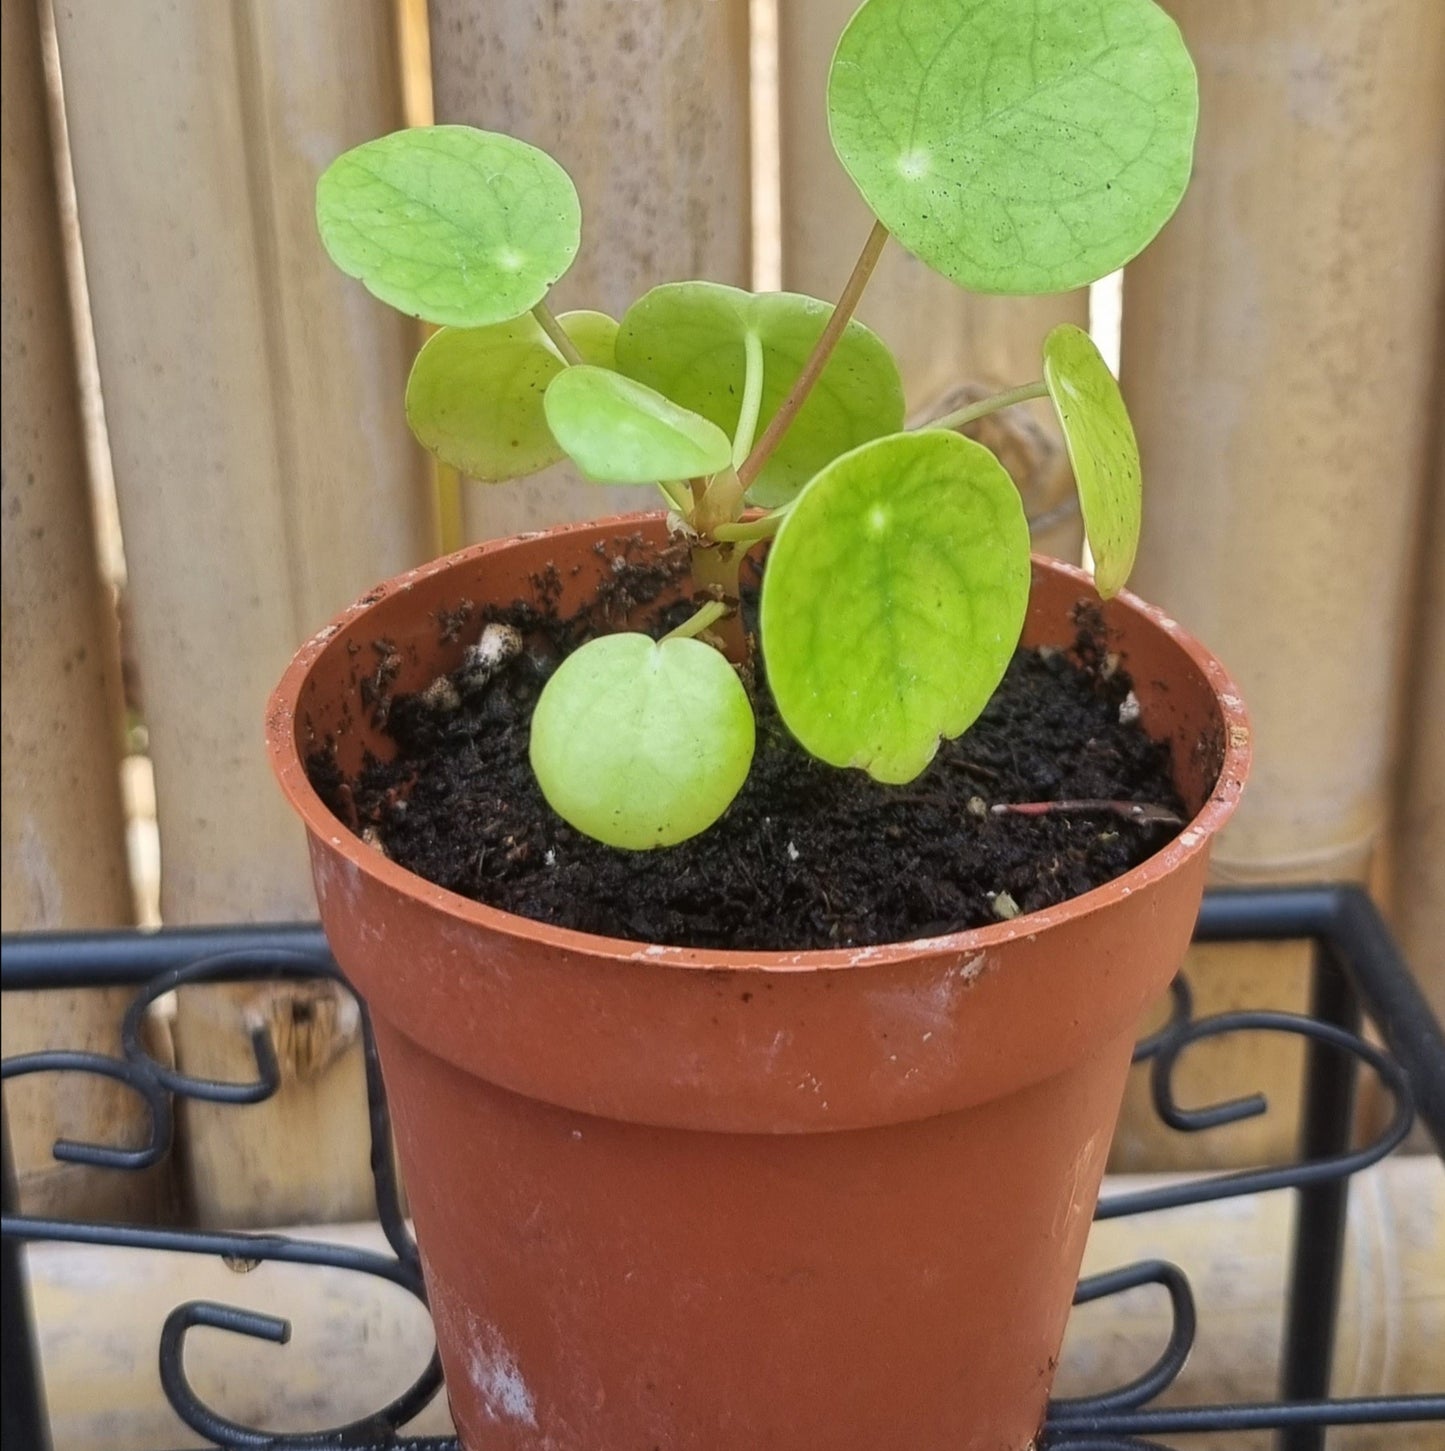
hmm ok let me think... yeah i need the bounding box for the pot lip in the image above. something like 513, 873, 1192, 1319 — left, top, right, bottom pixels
267, 511, 1250, 974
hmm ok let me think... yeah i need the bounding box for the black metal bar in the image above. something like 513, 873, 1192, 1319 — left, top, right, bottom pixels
1193, 886, 1341, 943
1194, 886, 1445, 1151
1051, 1392, 1445, 1438
2, 1105, 53, 1451
1276, 939, 1362, 1451
1329, 887, 1445, 1152
0, 923, 331, 991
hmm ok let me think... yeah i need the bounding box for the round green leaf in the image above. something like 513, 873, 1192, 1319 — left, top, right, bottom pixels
828, 0, 1198, 294
316, 125, 581, 327
1043, 323, 1141, 598
616, 282, 905, 507
405, 311, 617, 481
530, 633, 756, 850
761, 431, 1031, 783
544, 367, 733, 484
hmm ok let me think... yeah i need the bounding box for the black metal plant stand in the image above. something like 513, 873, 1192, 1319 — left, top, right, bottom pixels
3, 885, 1444, 1451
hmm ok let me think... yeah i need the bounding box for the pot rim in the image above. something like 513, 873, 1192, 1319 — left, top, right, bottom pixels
266, 510, 1250, 974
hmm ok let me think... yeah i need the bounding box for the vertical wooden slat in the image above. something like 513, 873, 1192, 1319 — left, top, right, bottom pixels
1, 0, 159, 1221
1395, 423, 1445, 1002
427, 0, 753, 540
52, 0, 434, 1226
1112, 0, 1445, 1167
777, 0, 1087, 556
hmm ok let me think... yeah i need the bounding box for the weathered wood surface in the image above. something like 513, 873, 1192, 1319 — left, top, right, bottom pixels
427, 0, 753, 540
2, 0, 157, 1221
1113, 0, 1445, 1167
50, 0, 435, 1226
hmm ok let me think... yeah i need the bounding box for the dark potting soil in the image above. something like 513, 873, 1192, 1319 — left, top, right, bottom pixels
309, 547, 1186, 952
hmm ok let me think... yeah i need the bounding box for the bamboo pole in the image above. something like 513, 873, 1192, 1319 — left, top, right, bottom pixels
776, 0, 1086, 560
1112, 0, 1445, 1167
50, 0, 435, 1226
1, 0, 161, 1222
427, 0, 753, 541
1394, 423, 1445, 1011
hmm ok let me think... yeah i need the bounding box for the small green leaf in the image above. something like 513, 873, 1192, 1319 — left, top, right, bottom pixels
405, 311, 617, 481
529, 633, 756, 849
828, 0, 1198, 294
616, 282, 905, 507
1043, 323, 1141, 598
316, 125, 581, 326
761, 431, 1031, 783
557, 310, 619, 371
544, 367, 733, 484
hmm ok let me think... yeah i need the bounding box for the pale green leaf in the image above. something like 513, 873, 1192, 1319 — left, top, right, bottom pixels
529, 633, 756, 849
616, 281, 905, 506
1043, 323, 1141, 598
316, 125, 581, 326
405, 311, 617, 481
828, 0, 1198, 294
761, 431, 1031, 783
544, 367, 733, 484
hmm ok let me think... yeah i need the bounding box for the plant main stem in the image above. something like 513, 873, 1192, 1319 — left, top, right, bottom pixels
927, 380, 1049, 433
532, 300, 585, 366
737, 219, 889, 490
690, 542, 747, 663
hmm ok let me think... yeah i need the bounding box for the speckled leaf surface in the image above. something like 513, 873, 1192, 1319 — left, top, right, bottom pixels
761, 431, 1031, 782
317, 125, 581, 326
828, 0, 1198, 294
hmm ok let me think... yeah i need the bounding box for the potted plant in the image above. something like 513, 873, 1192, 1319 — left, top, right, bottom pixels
267, 0, 1248, 1445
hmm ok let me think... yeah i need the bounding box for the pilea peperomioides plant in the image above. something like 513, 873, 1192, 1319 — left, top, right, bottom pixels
316, 0, 1197, 852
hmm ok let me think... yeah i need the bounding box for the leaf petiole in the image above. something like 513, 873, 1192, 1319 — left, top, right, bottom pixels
731, 331, 766, 468
737, 219, 889, 489
927, 380, 1049, 434
711, 502, 795, 544
532, 299, 586, 366
661, 599, 731, 643
656, 478, 693, 513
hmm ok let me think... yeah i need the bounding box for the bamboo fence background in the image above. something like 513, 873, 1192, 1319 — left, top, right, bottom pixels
2, 0, 1443, 1415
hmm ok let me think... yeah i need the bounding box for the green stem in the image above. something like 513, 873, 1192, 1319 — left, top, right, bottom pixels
731, 330, 766, 468
711, 501, 794, 544
532, 300, 584, 366
926, 380, 1049, 433
656, 478, 692, 514
737, 219, 889, 490
661, 599, 729, 643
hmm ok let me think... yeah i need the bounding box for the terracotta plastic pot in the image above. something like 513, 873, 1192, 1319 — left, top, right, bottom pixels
267, 513, 1249, 1451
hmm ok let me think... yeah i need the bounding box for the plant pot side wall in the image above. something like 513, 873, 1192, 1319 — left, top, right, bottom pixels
267, 514, 1249, 1451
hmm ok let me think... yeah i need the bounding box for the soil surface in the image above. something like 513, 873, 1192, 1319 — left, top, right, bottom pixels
310, 553, 1186, 951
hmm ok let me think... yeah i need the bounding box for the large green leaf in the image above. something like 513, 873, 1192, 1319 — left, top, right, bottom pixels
1043, 323, 1141, 598
761, 431, 1031, 783
828, 0, 1198, 294
405, 311, 617, 480
316, 125, 581, 326
529, 633, 756, 849
617, 282, 905, 507
544, 366, 733, 484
